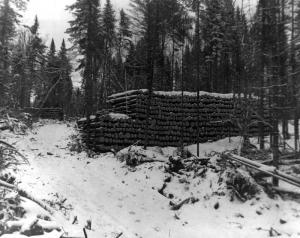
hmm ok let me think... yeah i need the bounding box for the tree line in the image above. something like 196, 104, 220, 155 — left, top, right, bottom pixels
2, 0, 300, 148
63, 0, 300, 115
64, 0, 300, 164
0, 0, 73, 115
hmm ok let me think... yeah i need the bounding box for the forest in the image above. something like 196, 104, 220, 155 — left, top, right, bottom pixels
1, 0, 300, 159
2, 1, 300, 237
0, 1, 299, 121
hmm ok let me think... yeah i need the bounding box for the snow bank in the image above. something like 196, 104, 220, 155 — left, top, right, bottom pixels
108, 89, 147, 98
109, 89, 234, 99
78, 113, 130, 122
4, 121, 300, 238
154, 90, 234, 98
108, 113, 130, 120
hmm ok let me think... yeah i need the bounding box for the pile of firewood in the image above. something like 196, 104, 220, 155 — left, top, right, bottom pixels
78, 90, 270, 152
77, 113, 139, 152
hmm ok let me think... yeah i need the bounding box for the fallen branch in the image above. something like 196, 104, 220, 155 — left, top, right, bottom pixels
158, 183, 167, 197
116, 232, 123, 238
0, 179, 15, 189
140, 159, 166, 164
269, 227, 281, 237
227, 185, 247, 202
0, 178, 55, 215
83, 228, 88, 238
18, 190, 55, 215
169, 197, 199, 210
0, 139, 17, 149
0, 140, 29, 164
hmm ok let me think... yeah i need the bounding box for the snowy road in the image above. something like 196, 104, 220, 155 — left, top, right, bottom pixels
3, 121, 300, 238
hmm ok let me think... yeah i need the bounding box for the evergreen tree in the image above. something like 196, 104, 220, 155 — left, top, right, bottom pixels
58, 39, 73, 115
117, 9, 131, 59
131, 0, 190, 91
119, 9, 131, 40
66, 0, 102, 117
102, 0, 116, 47
124, 40, 147, 89
0, 0, 27, 106
11, 29, 28, 108
102, 0, 116, 98
44, 39, 60, 107
112, 9, 132, 94
27, 16, 46, 107
10, 16, 45, 108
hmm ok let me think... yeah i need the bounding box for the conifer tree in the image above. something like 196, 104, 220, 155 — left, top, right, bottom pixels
113, 9, 132, 94
0, 0, 27, 106
44, 39, 60, 108
66, 0, 101, 117
11, 29, 28, 108
117, 8, 132, 60
102, 0, 116, 98
27, 16, 46, 107
58, 39, 73, 115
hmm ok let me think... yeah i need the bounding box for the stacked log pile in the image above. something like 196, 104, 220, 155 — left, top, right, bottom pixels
78, 90, 270, 152
24, 108, 64, 120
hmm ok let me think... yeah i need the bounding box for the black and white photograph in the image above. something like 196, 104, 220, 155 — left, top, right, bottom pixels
1, 0, 300, 237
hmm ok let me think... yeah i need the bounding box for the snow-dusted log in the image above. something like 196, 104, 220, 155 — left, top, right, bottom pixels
0, 140, 29, 164
222, 152, 300, 188
0, 179, 55, 215
169, 197, 199, 210
0, 179, 15, 189
272, 186, 300, 198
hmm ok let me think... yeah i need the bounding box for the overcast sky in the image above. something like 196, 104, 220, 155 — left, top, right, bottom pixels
22, 0, 130, 87
23, 0, 130, 46
23, 0, 257, 46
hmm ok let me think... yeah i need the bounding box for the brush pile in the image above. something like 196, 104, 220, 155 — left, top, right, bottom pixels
0, 108, 32, 134
0, 189, 63, 237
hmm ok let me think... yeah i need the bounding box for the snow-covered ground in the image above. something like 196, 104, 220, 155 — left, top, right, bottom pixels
2, 120, 300, 238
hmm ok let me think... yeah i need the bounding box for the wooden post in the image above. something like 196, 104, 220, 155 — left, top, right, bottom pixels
181, 43, 184, 155
195, 0, 200, 157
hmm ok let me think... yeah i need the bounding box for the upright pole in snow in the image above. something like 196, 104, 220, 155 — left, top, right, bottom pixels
196, 1, 200, 157
125, 66, 128, 114
181, 43, 184, 155
291, 0, 299, 153
272, 0, 280, 186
